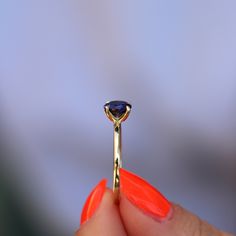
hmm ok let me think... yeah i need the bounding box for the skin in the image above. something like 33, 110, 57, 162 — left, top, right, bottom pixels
76, 189, 234, 236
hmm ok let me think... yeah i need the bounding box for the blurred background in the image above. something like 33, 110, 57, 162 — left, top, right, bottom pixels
0, 0, 236, 235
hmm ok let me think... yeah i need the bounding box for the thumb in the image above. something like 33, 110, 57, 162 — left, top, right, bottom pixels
76, 179, 126, 236
119, 168, 233, 236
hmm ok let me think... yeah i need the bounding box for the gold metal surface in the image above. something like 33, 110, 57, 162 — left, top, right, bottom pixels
113, 122, 121, 197
104, 102, 131, 196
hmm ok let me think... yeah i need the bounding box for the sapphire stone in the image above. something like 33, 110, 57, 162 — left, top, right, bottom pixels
104, 101, 131, 118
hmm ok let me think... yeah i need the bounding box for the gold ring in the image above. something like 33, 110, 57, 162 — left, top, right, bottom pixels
104, 101, 132, 199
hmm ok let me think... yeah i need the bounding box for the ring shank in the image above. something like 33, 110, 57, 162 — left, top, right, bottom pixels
113, 122, 122, 196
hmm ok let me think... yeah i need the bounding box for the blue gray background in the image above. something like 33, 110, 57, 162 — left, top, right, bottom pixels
0, 0, 236, 235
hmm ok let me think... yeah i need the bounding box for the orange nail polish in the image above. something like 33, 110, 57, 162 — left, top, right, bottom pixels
120, 168, 171, 220
80, 179, 107, 225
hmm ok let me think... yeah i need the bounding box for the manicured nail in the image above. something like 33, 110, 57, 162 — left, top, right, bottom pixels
80, 179, 107, 225
120, 168, 171, 220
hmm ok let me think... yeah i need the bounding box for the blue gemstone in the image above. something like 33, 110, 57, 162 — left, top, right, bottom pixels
104, 101, 131, 118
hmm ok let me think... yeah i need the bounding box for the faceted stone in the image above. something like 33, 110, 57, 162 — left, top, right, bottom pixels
104, 101, 131, 118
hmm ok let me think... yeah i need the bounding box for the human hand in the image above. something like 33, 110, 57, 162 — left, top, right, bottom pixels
76, 168, 233, 236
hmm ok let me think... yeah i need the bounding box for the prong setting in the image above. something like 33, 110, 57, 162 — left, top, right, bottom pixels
104, 101, 132, 124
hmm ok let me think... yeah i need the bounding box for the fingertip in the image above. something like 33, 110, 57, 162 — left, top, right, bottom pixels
120, 168, 171, 220
80, 179, 107, 225
76, 184, 126, 236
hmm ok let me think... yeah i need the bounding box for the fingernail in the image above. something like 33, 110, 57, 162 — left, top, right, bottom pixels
120, 168, 171, 220
80, 179, 107, 225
